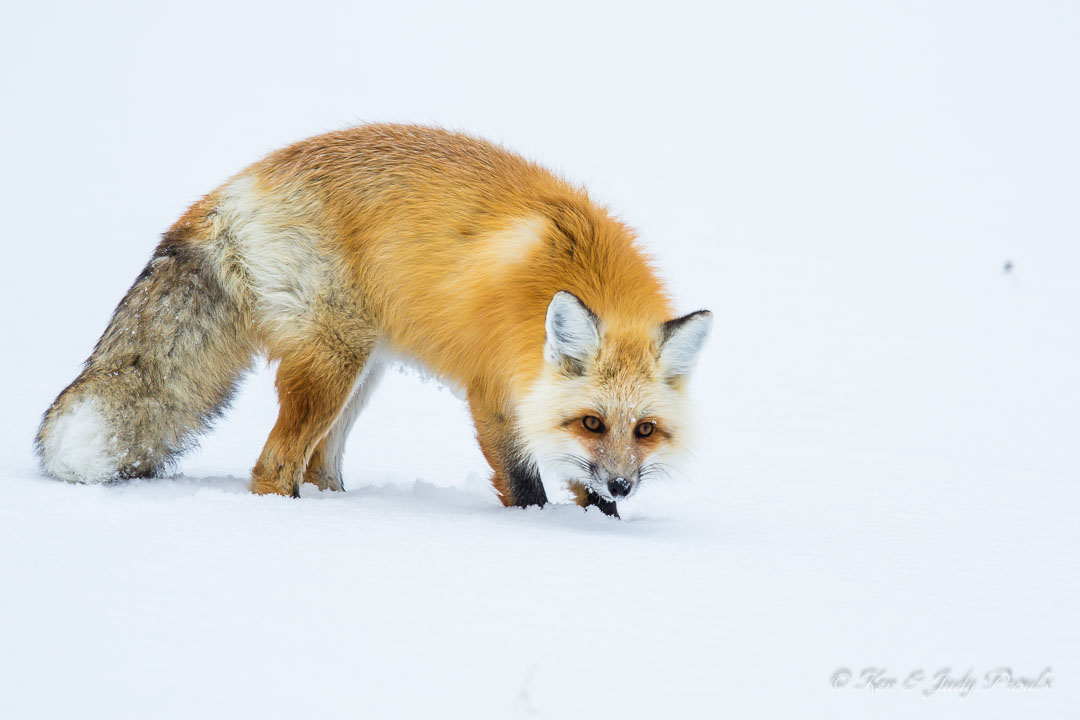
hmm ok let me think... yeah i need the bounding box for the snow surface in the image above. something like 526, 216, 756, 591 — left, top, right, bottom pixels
2, 1, 1078, 718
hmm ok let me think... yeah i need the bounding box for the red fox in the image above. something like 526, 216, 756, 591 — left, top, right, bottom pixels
36, 124, 711, 517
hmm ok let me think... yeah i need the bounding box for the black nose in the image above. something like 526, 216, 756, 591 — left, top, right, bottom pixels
608, 477, 632, 497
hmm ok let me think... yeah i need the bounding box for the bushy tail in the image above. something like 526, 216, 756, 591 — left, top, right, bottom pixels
36, 226, 255, 482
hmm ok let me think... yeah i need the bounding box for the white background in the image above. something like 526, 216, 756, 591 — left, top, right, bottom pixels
1, 1, 1077, 717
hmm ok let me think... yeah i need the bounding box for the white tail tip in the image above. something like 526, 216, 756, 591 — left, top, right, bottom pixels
40, 398, 120, 484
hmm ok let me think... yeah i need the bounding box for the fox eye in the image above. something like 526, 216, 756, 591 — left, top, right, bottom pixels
582, 415, 605, 433
635, 421, 656, 438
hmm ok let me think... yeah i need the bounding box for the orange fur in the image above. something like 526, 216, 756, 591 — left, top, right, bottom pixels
229, 125, 674, 498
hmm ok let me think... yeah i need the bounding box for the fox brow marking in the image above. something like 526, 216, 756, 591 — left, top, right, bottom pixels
557, 401, 616, 426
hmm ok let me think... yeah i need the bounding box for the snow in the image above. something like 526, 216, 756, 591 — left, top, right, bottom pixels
2, 1, 1078, 718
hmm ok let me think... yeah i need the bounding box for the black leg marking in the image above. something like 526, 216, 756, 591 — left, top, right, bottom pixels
585, 490, 620, 519
506, 453, 548, 508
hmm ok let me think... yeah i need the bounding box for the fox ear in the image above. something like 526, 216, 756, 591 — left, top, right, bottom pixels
659, 310, 712, 380
545, 291, 601, 371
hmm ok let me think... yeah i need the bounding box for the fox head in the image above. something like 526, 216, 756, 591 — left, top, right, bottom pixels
518, 291, 712, 504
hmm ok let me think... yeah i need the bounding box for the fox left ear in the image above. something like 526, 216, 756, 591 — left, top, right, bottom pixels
658, 310, 712, 380
545, 291, 601, 371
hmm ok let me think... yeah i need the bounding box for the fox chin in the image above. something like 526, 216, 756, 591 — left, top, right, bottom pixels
36, 124, 711, 518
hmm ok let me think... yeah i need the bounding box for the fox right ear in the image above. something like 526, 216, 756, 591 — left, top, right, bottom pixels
544, 291, 600, 371
659, 310, 713, 380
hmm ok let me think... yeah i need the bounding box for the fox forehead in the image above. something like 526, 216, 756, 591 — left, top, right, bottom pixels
526, 340, 675, 425
593, 328, 660, 382
570, 375, 665, 425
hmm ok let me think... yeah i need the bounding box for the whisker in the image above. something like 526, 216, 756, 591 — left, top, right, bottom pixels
554, 453, 593, 472
639, 458, 690, 485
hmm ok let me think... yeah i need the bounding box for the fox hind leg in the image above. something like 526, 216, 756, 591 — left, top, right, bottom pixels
302, 357, 385, 491
251, 336, 375, 497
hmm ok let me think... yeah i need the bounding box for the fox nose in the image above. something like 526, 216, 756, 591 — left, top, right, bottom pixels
608, 477, 632, 497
